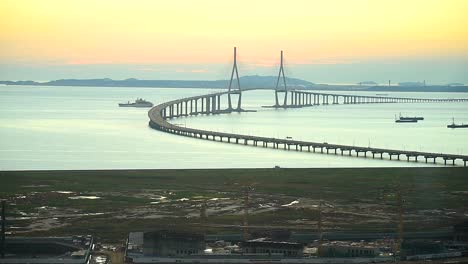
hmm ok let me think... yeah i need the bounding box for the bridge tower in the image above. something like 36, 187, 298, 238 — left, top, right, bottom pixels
227, 47, 242, 111
274, 50, 288, 107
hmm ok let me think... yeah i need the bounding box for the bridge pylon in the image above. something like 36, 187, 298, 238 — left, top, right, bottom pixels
227, 47, 242, 111
274, 50, 288, 107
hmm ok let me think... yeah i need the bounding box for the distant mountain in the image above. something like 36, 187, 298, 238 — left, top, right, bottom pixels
2, 77, 467, 92
0, 75, 314, 89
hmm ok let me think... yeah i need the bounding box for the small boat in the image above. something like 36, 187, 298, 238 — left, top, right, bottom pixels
119, 98, 153, 108
395, 114, 418, 123
447, 118, 468, 128
399, 113, 424, 121
396, 119, 418, 123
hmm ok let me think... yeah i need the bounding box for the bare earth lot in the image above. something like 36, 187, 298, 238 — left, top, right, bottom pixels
0, 168, 467, 242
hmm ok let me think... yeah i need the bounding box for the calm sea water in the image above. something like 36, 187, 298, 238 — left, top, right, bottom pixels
1, 85, 467, 170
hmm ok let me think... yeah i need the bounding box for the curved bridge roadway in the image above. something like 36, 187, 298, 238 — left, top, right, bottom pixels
148, 89, 468, 167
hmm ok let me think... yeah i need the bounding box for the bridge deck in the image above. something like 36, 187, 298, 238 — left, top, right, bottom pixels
148, 89, 468, 166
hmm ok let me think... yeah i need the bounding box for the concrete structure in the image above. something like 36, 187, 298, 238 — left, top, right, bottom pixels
318, 242, 380, 258
401, 240, 445, 257
227, 47, 242, 111
148, 88, 468, 167
242, 238, 304, 257
126, 232, 394, 263
274, 50, 288, 107
142, 231, 205, 257
0, 236, 93, 264
148, 49, 468, 167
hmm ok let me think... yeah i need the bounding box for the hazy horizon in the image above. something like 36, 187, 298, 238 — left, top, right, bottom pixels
1, 0, 467, 85
1, 56, 467, 85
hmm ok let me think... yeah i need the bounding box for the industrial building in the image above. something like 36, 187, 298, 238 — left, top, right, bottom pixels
242, 238, 304, 257
0, 236, 93, 264
318, 241, 381, 258
143, 230, 205, 257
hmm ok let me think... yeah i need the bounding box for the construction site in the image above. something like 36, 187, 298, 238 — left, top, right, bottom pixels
1, 168, 468, 263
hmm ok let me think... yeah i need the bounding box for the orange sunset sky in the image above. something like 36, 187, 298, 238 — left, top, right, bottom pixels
1, 0, 467, 83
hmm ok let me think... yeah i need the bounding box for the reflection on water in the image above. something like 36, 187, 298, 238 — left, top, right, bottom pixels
0, 86, 467, 169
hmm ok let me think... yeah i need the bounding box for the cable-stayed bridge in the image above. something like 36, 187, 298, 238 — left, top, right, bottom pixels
148, 48, 468, 166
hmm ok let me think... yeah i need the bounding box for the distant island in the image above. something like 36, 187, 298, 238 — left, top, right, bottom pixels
1, 75, 467, 92
0, 75, 314, 89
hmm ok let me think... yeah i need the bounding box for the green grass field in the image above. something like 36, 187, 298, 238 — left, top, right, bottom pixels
1, 167, 467, 242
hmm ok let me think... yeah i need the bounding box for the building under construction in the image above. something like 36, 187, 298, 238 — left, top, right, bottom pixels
0, 236, 93, 264
0, 200, 93, 264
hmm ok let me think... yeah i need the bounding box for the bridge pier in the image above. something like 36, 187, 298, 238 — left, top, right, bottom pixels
206, 97, 211, 114
443, 157, 456, 166
326, 148, 338, 154
201, 97, 205, 113
151, 88, 468, 168
424, 156, 436, 164
211, 96, 216, 113
340, 149, 352, 156
355, 150, 367, 157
